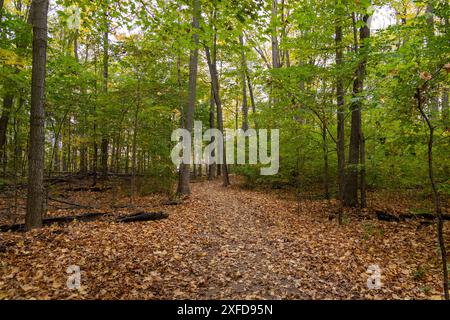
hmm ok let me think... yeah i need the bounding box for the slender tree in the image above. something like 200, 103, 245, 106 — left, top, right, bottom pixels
271, 0, 280, 69
26, 0, 49, 230
101, 0, 109, 179
208, 85, 216, 180
240, 35, 249, 131
205, 45, 230, 187
177, 0, 200, 195
335, 2, 345, 225
416, 82, 449, 300
345, 13, 370, 208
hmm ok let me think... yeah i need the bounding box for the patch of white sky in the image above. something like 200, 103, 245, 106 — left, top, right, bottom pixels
370, 5, 397, 31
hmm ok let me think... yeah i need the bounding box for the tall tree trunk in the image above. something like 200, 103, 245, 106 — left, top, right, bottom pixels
335, 4, 345, 225
177, 0, 200, 196
67, 118, 72, 173
345, 14, 370, 207
92, 45, 99, 185
270, 0, 280, 107
246, 72, 257, 129
101, 2, 109, 179
205, 45, 230, 187
271, 0, 280, 69
416, 87, 449, 300
360, 131, 367, 208
208, 86, 216, 180
240, 35, 249, 131
280, 0, 290, 68
322, 117, 330, 200
92, 122, 98, 184
125, 135, 129, 174
74, 29, 87, 175
214, 26, 221, 178
26, 0, 49, 230
131, 74, 141, 202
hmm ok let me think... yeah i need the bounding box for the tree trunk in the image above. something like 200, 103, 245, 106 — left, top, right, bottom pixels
100, 137, 108, 177
335, 4, 345, 225
416, 88, 449, 300
240, 35, 249, 131
205, 45, 230, 187
322, 118, 330, 200
26, 0, 49, 231
0, 96, 13, 151
131, 74, 140, 202
360, 131, 367, 208
101, 3, 109, 180
208, 86, 216, 181
271, 0, 280, 69
125, 136, 129, 174
442, 90, 449, 128
177, 0, 200, 196
345, 14, 370, 207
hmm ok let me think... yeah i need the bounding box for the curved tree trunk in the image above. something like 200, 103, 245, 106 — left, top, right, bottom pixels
416, 87, 449, 300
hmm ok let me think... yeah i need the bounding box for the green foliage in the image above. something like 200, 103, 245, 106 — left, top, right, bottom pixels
0, 0, 448, 200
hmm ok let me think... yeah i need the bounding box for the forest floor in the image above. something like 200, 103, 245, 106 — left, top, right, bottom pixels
0, 176, 449, 300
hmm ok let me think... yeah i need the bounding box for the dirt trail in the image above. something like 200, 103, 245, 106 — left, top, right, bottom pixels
0, 178, 446, 299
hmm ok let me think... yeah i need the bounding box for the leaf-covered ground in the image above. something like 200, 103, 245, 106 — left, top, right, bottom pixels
0, 177, 448, 300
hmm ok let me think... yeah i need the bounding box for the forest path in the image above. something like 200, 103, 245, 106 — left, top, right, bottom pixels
184, 178, 310, 299
155, 178, 442, 299
0, 177, 443, 299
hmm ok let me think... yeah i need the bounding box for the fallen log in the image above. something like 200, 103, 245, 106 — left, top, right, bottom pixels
69, 186, 112, 192
48, 197, 96, 209
376, 211, 400, 222
116, 212, 169, 223
0, 211, 169, 232
376, 210, 450, 222
0, 212, 111, 232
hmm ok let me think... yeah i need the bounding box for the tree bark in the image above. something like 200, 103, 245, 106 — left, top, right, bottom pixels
345, 14, 370, 207
208, 85, 216, 181
271, 0, 280, 69
416, 87, 449, 300
0, 96, 13, 151
26, 0, 49, 230
177, 0, 200, 195
335, 3, 345, 225
131, 73, 141, 202
322, 116, 330, 200
205, 45, 230, 187
442, 90, 449, 128
208, 13, 217, 181
240, 35, 249, 131
101, 2, 109, 179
